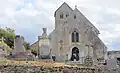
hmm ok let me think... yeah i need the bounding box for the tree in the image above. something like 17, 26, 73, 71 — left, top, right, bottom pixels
0, 27, 16, 49
24, 41, 30, 50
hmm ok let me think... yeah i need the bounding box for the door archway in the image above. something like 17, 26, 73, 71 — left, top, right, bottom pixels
70, 47, 79, 61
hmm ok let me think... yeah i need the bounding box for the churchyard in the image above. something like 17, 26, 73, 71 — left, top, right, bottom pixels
0, 26, 120, 73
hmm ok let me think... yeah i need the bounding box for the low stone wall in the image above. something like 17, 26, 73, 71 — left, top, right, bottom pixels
0, 65, 104, 73
0, 60, 120, 73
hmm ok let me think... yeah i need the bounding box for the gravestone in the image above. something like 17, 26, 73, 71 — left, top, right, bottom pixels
12, 35, 25, 55
39, 45, 51, 59
106, 58, 118, 69
84, 55, 93, 66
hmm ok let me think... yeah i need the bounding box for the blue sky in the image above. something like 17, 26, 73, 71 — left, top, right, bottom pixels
0, 0, 120, 51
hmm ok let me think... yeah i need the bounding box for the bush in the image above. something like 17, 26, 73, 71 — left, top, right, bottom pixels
0, 41, 13, 54
31, 48, 38, 56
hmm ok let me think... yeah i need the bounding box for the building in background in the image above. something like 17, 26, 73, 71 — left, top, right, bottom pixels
30, 41, 39, 53
107, 51, 120, 67
39, 28, 51, 59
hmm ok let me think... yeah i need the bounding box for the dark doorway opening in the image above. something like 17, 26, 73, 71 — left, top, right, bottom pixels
70, 47, 79, 61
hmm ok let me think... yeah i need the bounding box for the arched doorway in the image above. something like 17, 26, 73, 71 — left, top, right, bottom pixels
70, 47, 79, 61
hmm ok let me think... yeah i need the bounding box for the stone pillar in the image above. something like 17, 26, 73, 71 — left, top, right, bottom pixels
12, 35, 25, 55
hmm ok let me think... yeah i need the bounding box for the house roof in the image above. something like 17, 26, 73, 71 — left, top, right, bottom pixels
108, 51, 120, 54
30, 40, 39, 47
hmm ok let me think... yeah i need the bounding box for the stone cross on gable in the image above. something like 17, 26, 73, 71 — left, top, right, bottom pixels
75, 5, 77, 8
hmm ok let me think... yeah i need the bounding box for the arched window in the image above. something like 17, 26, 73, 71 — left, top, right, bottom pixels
71, 30, 79, 42
66, 12, 69, 17
72, 32, 75, 42
60, 13, 63, 19
76, 32, 79, 42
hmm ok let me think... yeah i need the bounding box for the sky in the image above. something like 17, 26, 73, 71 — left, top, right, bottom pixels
0, 0, 120, 51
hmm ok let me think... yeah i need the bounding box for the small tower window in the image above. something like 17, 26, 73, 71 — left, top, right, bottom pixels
60, 13, 63, 19
66, 12, 69, 17
74, 14, 76, 19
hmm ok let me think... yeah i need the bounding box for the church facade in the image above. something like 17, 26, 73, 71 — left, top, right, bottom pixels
33, 2, 107, 65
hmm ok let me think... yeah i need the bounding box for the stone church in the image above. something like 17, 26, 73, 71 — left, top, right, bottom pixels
31, 2, 107, 65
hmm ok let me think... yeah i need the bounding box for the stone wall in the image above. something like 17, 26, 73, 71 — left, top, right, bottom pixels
0, 65, 119, 73
0, 65, 104, 73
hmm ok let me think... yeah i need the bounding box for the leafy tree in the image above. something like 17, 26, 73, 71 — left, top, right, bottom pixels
0, 27, 16, 49
23, 41, 31, 50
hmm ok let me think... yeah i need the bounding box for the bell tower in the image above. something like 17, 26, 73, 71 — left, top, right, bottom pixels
54, 2, 73, 29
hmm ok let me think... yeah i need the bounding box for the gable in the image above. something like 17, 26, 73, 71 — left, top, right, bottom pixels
74, 8, 100, 34
54, 2, 73, 17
